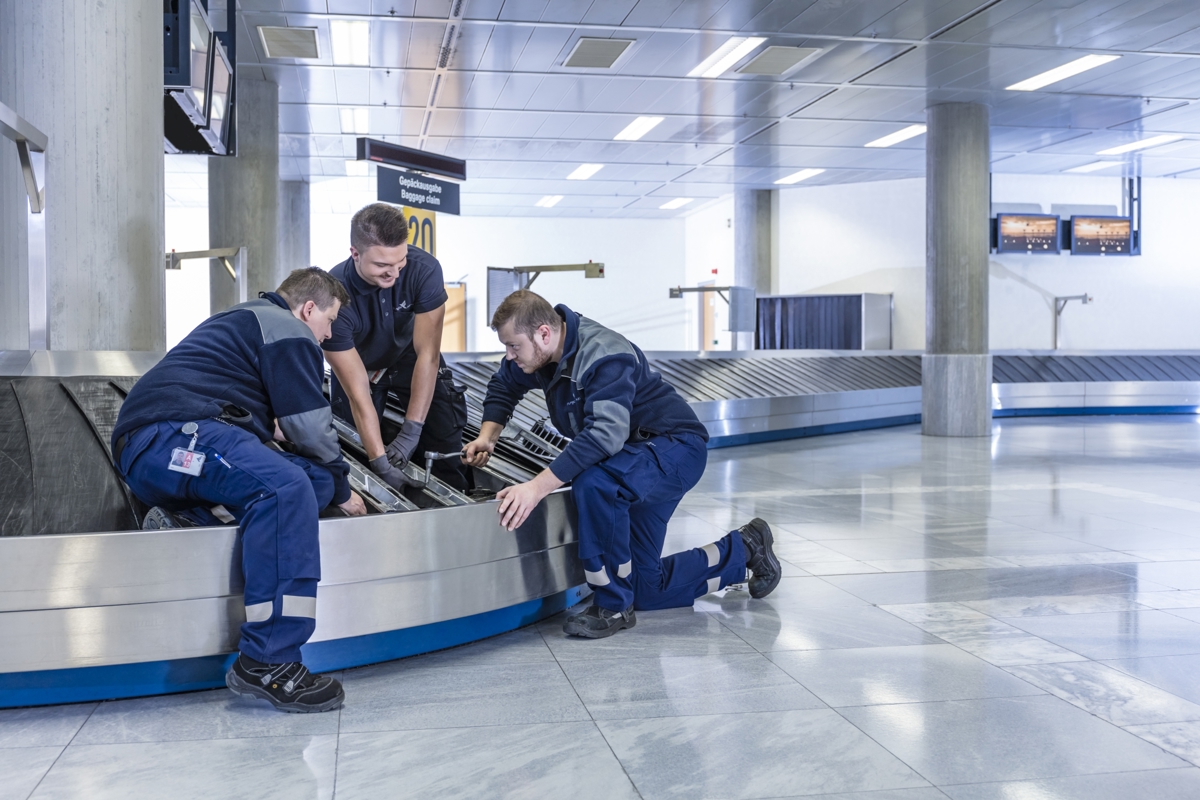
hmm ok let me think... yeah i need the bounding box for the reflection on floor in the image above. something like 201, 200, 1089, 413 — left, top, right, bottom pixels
9, 416, 1200, 798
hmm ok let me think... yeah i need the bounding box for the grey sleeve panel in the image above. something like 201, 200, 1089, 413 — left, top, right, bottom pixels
237, 300, 318, 346
279, 406, 342, 463
574, 317, 638, 378
590, 399, 631, 456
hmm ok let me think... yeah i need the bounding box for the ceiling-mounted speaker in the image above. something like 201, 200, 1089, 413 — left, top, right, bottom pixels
738, 46, 822, 76
564, 38, 635, 68
258, 26, 320, 59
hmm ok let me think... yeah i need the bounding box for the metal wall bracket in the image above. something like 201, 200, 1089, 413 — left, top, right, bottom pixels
1, 100, 49, 350
1054, 294, 1092, 350
164, 246, 248, 305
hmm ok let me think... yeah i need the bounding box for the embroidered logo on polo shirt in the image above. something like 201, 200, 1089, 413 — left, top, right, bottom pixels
395, 301, 411, 311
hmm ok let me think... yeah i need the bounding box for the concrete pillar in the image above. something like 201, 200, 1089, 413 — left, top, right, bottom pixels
923, 102, 991, 437
209, 78, 279, 312
734, 188, 773, 349
278, 180, 310, 276
0, 0, 165, 351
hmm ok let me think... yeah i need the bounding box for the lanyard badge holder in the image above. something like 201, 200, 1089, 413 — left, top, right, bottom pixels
168, 422, 206, 476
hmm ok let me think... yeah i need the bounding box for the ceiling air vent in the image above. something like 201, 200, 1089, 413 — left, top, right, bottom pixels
564, 38, 634, 69
738, 46, 821, 76
258, 26, 320, 59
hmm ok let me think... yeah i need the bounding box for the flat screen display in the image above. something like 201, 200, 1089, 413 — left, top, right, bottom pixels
188, 1, 211, 118
997, 214, 1060, 254
1071, 216, 1132, 255
206, 39, 232, 145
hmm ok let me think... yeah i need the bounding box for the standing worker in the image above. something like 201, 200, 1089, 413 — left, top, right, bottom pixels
324, 203, 470, 492
111, 268, 365, 712
463, 290, 781, 638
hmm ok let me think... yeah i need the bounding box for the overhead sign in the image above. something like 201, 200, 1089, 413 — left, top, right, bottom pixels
377, 166, 460, 215
403, 206, 436, 256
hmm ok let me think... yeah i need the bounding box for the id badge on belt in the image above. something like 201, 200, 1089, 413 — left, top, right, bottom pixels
168, 422, 206, 476
368, 368, 388, 385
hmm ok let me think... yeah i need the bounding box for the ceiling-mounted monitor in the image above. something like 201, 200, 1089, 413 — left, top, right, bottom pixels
165, 0, 212, 127
1071, 216, 1132, 255
997, 214, 1061, 254
201, 36, 232, 154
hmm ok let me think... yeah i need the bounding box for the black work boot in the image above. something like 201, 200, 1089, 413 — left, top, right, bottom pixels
738, 518, 781, 599
141, 507, 186, 530
562, 604, 636, 639
225, 653, 345, 713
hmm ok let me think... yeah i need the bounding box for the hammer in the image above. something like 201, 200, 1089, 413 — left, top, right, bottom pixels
423, 450, 466, 487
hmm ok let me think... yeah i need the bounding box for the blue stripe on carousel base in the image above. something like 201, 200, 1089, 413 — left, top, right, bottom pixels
0, 584, 591, 710
707, 414, 922, 449
993, 406, 1200, 418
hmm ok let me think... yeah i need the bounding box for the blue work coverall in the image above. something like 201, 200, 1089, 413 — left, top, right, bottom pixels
483, 305, 746, 612
112, 293, 351, 664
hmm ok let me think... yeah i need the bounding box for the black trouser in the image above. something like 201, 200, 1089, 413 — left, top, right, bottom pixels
330, 354, 470, 491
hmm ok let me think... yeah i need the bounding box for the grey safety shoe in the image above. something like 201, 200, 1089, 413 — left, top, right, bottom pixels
562, 604, 636, 639
141, 506, 186, 530
225, 654, 345, 713
738, 518, 781, 599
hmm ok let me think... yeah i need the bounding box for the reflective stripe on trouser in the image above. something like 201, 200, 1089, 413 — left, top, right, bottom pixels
117, 419, 332, 664
572, 433, 747, 612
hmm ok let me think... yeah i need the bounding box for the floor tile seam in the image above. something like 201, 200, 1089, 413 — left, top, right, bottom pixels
330, 680, 344, 800
25, 700, 100, 800
998, 660, 1200, 713
930, 765, 1200, 790
1120, 719, 1200, 757
826, 705, 942, 791
697, 608, 834, 705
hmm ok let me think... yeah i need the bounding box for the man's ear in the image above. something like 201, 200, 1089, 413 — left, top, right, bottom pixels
349, 245, 360, 263
300, 299, 317, 320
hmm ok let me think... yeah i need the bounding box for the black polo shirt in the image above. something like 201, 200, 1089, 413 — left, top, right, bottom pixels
322, 246, 448, 370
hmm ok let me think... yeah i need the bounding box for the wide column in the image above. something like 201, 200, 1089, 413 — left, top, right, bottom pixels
209, 78, 279, 313
733, 189, 773, 350
278, 180, 310, 275
0, 0, 165, 351
923, 102, 991, 437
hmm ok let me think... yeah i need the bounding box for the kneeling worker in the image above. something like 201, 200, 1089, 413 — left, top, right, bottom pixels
112, 268, 365, 713
463, 290, 781, 638
324, 203, 470, 492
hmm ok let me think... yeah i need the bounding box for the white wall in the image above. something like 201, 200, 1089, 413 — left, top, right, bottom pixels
775, 178, 927, 349
436, 215, 687, 352
769, 174, 1200, 351
683, 196, 735, 350
164, 206, 211, 350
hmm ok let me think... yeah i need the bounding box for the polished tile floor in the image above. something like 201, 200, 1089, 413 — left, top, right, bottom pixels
8, 416, 1200, 798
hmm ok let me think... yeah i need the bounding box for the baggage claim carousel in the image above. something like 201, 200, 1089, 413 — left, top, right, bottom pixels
3, 348, 1200, 708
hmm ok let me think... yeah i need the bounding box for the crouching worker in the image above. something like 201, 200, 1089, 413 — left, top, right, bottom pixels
111, 268, 366, 713
463, 290, 781, 639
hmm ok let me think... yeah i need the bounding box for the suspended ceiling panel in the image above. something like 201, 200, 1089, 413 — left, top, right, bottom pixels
215, 0, 1200, 216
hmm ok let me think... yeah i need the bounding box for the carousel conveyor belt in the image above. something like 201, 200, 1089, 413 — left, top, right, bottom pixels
6, 348, 1200, 707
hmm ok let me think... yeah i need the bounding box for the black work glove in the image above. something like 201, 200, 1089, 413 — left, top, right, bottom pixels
385, 419, 424, 468
369, 454, 419, 491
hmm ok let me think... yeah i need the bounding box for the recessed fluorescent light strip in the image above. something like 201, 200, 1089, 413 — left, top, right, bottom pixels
330, 20, 370, 66
864, 124, 927, 148
340, 107, 369, 134
614, 116, 664, 141
1064, 161, 1118, 173
659, 198, 693, 209
567, 163, 604, 180
687, 36, 767, 78
1097, 134, 1182, 155
774, 168, 824, 185
535, 195, 563, 208
1005, 54, 1120, 92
